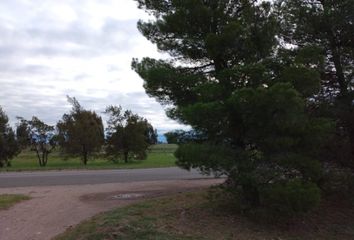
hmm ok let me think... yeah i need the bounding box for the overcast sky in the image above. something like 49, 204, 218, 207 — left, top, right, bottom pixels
0, 0, 187, 133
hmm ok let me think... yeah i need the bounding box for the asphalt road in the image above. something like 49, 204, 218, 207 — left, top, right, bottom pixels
0, 167, 211, 188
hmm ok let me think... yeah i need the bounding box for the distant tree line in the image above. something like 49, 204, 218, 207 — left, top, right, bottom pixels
0, 96, 157, 167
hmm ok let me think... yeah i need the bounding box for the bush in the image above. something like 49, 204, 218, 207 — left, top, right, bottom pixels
260, 180, 321, 217
320, 167, 354, 198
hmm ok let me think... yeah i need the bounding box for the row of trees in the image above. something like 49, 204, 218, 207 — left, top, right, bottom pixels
0, 97, 157, 167
133, 0, 353, 216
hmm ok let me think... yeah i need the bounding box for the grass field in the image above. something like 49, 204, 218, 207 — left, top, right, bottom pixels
55, 190, 354, 240
1, 144, 178, 172
0, 194, 30, 210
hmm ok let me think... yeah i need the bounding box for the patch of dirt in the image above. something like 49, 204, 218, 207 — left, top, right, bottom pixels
79, 190, 161, 202
0, 178, 222, 240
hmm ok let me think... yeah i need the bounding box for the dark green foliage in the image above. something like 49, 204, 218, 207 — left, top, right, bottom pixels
104, 106, 157, 163
260, 180, 321, 216
320, 168, 354, 199
164, 131, 179, 144
57, 97, 104, 165
16, 116, 56, 167
0, 107, 19, 167
277, 0, 353, 95
133, 0, 333, 215
15, 118, 31, 149
279, 66, 321, 97
175, 143, 237, 175
277, 0, 354, 169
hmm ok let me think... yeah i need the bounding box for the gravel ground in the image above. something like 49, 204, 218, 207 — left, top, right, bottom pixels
0, 179, 222, 240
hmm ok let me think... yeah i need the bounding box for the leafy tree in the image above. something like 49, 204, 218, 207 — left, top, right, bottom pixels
105, 105, 157, 163
57, 97, 104, 165
277, 0, 354, 168
16, 116, 56, 167
164, 131, 180, 144
15, 117, 31, 149
133, 0, 331, 214
0, 107, 19, 167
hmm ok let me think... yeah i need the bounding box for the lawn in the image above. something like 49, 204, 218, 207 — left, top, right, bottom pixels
55, 190, 354, 240
0, 194, 30, 210
1, 144, 178, 172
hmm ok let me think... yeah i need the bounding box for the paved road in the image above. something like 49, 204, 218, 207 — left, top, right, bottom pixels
0, 167, 211, 188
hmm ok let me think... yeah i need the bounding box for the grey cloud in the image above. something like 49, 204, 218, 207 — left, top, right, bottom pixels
0, 18, 139, 61
74, 74, 90, 81
0, 63, 52, 75
24, 19, 139, 57
107, 65, 121, 72
0, 0, 186, 132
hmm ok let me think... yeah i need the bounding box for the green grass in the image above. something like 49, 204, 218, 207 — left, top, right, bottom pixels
1, 144, 178, 172
55, 190, 354, 240
0, 194, 30, 210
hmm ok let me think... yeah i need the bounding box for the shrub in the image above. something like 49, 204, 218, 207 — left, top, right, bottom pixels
260, 180, 321, 217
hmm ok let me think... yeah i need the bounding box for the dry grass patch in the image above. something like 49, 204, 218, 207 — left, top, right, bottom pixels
55, 190, 354, 240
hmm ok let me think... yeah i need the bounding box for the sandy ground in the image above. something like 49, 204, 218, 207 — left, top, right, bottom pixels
0, 179, 222, 240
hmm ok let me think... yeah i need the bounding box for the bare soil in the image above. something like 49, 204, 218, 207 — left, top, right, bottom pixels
0, 178, 222, 240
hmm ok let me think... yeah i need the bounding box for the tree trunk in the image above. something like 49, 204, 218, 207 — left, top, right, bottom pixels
35, 148, 42, 167
124, 151, 129, 163
82, 145, 88, 165
41, 150, 46, 167
324, 8, 348, 96
330, 45, 347, 96
347, 110, 354, 165
83, 152, 88, 165
43, 151, 48, 166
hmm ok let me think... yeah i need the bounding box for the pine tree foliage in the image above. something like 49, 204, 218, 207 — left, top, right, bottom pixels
133, 0, 333, 214
277, 0, 354, 169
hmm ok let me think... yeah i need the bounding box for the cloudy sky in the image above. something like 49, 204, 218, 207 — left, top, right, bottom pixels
0, 0, 187, 133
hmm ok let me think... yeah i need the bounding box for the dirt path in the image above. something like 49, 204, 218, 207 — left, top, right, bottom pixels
0, 179, 222, 240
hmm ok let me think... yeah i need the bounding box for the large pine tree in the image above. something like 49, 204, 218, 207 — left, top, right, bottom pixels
133, 0, 332, 214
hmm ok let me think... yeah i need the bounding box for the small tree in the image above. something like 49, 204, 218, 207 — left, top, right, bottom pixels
0, 107, 19, 167
17, 116, 56, 167
105, 105, 157, 163
57, 97, 104, 165
164, 130, 183, 144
